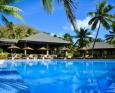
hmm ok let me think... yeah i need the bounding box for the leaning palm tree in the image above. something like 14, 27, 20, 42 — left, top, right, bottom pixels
41, 0, 77, 31
73, 28, 91, 49
105, 23, 115, 45
88, 0, 115, 57
0, 0, 23, 21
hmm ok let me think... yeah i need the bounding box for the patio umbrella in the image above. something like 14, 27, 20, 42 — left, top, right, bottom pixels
8, 45, 20, 58
8, 45, 20, 53
38, 47, 47, 54
8, 45, 20, 50
22, 47, 33, 55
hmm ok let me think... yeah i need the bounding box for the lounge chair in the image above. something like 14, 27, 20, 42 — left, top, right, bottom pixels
22, 55, 29, 59
29, 55, 34, 59
7, 54, 15, 60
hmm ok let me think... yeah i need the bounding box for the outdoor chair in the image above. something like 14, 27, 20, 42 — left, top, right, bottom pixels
7, 54, 15, 60
22, 55, 29, 59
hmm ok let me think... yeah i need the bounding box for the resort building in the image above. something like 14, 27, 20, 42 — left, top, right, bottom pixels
0, 32, 70, 56
80, 42, 115, 58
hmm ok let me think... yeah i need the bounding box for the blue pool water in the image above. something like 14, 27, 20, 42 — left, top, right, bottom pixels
0, 59, 115, 93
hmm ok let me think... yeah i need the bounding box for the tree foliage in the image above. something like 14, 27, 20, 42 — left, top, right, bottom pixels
105, 23, 115, 45
0, 24, 38, 39
41, 0, 77, 31
72, 28, 91, 48
0, 0, 23, 21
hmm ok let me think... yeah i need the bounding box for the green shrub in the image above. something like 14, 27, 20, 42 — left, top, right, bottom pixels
0, 48, 3, 53
0, 52, 8, 59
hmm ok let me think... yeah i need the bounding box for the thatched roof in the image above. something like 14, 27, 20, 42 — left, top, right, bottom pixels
81, 42, 115, 50
20, 32, 70, 44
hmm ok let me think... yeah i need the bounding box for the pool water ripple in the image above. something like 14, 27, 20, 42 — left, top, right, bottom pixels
0, 59, 115, 93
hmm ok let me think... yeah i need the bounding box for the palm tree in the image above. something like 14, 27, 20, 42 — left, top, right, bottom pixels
73, 28, 91, 49
88, 0, 115, 57
105, 23, 115, 45
89, 37, 104, 42
0, 0, 23, 21
41, 0, 77, 31
1, 15, 17, 39
63, 33, 73, 45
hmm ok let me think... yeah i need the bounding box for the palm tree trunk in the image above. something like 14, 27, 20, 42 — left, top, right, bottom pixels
13, 28, 16, 39
92, 22, 101, 57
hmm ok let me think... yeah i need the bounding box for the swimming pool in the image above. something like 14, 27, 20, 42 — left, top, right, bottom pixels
0, 59, 115, 93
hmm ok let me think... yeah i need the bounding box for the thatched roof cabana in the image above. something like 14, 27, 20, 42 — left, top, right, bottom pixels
81, 42, 115, 50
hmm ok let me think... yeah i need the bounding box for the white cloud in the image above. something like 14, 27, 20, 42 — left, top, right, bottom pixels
76, 17, 91, 30
62, 17, 91, 32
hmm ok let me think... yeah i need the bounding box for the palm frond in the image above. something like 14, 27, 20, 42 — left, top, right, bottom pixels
88, 12, 96, 17
88, 17, 96, 25
105, 14, 115, 20
104, 4, 115, 13
0, 0, 18, 5
91, 19, 98, 30
4, 10, 24, 22
101, 18, 110, 30
0, 5, 22, 12
1, 15, 10, 25
42, 0, 53, 13
62, 0, 77, 31
98, 0, 106, 14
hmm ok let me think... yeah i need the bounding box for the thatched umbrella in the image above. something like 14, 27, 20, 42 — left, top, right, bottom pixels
8, 45, 20, 50
8, 45, 20, 58
22, 47, 33, 55
8, 45, 20, 53
38, 47, 47, 54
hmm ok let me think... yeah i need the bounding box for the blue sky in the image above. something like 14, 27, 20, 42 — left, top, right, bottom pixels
5, 0, 115, 39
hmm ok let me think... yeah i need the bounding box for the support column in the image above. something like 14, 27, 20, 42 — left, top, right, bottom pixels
46, 44, 49, 56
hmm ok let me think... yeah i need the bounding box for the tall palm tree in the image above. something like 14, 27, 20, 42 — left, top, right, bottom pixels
88, 0, 115, 57
0, 0, 23, 21
41, 0, 77, 31
73, 28, 91, 48
105, 23, 115, 45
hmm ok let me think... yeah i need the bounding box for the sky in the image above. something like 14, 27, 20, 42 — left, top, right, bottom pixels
3, 0, 115, 39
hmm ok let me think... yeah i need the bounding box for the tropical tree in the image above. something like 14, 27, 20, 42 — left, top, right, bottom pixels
63, 33, 73, 45
1, 15, 17, 39
88, 0, 115, 56
0, 23, 38, 39
95, 38, 104, 42
73, 28, 91, 49
0, 0, 23, 21
105, 23, 115, 45
89, 37, 104, 42
41, 0, 77, 31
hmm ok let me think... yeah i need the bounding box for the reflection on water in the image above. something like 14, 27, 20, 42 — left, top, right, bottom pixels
0, 70, 30, 93
0, 60, 115, 93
